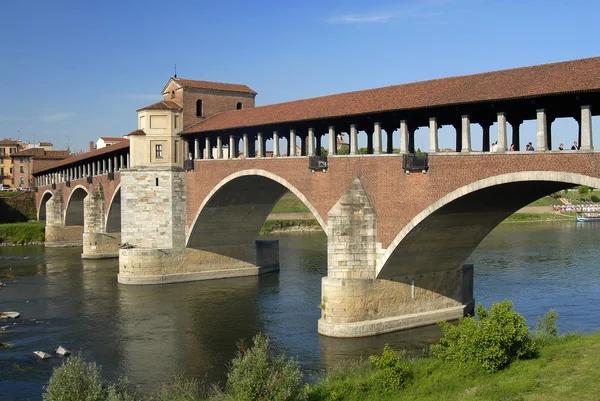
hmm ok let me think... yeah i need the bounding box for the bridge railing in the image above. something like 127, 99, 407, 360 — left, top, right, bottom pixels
403, 153, 429, 172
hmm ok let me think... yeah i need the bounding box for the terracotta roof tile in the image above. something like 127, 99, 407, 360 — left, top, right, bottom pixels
137, 100, 182, 112
182, 56, 600, 135
34, 140, 130, 175
126, 129, 146, 136
99, 137, 126, 141
11, 148, 70, 159
0, 139, 22, 146
172, 78, 256, 95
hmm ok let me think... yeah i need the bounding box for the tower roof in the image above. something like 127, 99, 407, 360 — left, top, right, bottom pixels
162, 77, 256, 95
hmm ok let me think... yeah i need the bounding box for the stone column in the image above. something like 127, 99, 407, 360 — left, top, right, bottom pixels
217, 136, 223, 159
429, 117, 439, 153
328, 126, 336, 155
242, 133, 249, 158
184, 140, 190, 160
205, 137, 212, 159
194, 138, 199, 159
510, 119, 522, 151
386, 128, 394, 153
108, 157, 113, 173
120, 155, 124, 170
400, 120, 408, 154
256, 132, 264, 158
580, 105, 593, 151
373, 122, 382, 154
92, 162, 96, 176
316, 134, 322, 156
229, 135, 236, 159
461, 115, 471, 152
308, 128, 315, 156
350, 124, 358, 155
126, 153, 130, 168
497, 112, 508, 152
289, 130, 297, 156
481, 122, 491, 152
536, 109, 548, 151
273, 131, 279, 157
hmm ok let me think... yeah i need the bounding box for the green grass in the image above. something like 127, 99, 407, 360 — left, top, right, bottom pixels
307, 332, 600, 401
503, 213, 574, 223
527, 196, 562, 207
260, 219, 321, 234
0, 191, 21, 198
270, 198, 310, 213
0, 221, 45, 244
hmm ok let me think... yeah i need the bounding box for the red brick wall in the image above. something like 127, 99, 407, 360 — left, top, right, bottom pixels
36, 173, 121, 216
182, 89, 255, 128
186, 153, 600, 248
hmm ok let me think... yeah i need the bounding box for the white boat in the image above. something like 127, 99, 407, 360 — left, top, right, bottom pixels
576, 213, 600, 222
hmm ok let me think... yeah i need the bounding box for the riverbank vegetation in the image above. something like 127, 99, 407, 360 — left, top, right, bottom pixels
41, 301, 600, 401
503, 212, 574, 223
260, 219, 321, 234
0, 221, 45, 244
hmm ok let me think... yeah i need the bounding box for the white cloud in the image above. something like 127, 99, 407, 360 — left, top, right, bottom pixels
327, 14, 393, 24
42, 112, 75, 122
326, 0, 466, 24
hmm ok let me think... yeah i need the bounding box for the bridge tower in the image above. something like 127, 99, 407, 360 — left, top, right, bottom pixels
118, 98, 187, 281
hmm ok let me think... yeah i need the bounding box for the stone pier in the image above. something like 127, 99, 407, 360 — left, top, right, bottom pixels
45, 189, 83, 247
82, 183, 120, 259
318, 179, 474, 338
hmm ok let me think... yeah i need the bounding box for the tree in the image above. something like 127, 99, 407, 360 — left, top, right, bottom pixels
578, 185, 591, 201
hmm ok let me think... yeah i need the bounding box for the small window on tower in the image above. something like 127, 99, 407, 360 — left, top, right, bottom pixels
155, 144, 163, 158
196, 99, 203, 117
237, 102, 243, 110
171, 90, 175, 99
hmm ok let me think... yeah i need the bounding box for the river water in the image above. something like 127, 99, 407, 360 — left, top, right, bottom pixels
1, 221, 599, 400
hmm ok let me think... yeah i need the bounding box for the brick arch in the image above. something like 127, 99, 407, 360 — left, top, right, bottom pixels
377, 171, 600, 280
186, 169, 326, 248
37, 190, 54, 221
64, 185, 89, 226
105, 184, 121, 233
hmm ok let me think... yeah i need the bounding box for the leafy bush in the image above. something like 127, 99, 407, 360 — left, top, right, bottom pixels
43, 355, 134, 401
43, 355, 105, 401
532, 309, 559, 346
226, 333, 306, 401
369, 344, 412, 390
431, 300, 536, 372
591, 194, 600, 203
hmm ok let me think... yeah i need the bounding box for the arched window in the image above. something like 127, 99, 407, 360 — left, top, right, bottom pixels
236, 102, 243, 110
196, 99, 203, 117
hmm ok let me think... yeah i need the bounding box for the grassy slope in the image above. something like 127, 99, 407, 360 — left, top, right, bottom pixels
270, 198, 310, 213
308, 332, 600, 401
0, 221, 45, 244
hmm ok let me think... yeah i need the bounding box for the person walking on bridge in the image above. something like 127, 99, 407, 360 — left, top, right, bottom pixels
571, 141, 579, 150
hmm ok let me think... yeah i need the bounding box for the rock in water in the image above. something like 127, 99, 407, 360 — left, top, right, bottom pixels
56, 346, 70, 356
0, 312, 20, 319
34, 351, 52, 359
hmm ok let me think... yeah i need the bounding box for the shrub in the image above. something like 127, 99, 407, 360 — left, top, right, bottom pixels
43, 355, 135, 401
226, 333, 306, 401
591, 194, 600, 203
431, 300, 536, 373
369, 344, 412, 391
43, 355, 105, 401
532, 309, 559, 346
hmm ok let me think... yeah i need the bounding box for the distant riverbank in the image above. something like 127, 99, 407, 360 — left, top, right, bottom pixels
0, 221, 45, 246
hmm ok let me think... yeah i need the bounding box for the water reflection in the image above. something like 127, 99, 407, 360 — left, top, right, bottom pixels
1, 222, 600, 400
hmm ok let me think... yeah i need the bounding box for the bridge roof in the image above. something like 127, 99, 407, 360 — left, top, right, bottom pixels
181, 56, 600, 135
33, 140, 130, 175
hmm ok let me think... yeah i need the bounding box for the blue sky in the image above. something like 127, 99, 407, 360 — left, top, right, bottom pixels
1, 0, 599, 152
